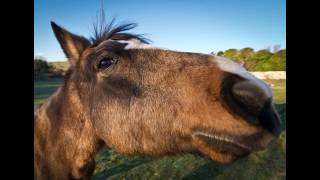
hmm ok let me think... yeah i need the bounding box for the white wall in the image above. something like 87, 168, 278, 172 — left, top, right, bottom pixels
250, 71, 286, 80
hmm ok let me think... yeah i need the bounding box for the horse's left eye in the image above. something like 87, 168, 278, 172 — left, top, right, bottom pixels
98, 58, 114, 69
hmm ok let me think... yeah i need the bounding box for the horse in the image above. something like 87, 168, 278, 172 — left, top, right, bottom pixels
34, 18, 281, 180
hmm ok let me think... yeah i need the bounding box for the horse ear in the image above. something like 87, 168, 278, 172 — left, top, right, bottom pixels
51, 21, 91, 66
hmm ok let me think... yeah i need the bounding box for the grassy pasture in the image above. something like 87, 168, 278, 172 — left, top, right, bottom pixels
34, 78, 63, 105
34, 78, 286, 180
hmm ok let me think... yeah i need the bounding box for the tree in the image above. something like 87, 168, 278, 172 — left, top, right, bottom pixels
34, 57, 49, 74
239, 47, 254, 61
245, 49, 273, 71
251, 49, 273, 61
268, 49, 286, 71
224, 49, 239, 60
217, 51, 224, 56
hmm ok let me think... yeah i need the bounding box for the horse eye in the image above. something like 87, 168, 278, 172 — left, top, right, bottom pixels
98, 58, 114, 69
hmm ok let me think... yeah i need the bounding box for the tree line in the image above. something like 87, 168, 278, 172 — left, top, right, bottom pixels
34, 56, 65, 79
213, 47, 286, 71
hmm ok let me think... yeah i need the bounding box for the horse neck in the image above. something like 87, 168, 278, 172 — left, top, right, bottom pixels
34, 83, 103, 180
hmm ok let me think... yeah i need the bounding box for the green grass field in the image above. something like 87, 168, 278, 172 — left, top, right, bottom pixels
34, 78, 64, 105
34, 78, 286, 180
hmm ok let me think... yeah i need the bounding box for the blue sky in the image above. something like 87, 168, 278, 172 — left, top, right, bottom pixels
34, 0, 286, 61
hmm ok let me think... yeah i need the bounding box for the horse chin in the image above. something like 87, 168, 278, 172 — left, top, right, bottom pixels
205, 150, 240, 164
191, 131, 251, 164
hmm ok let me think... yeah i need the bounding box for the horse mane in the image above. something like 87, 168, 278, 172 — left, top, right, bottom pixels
90, 8, 150, 46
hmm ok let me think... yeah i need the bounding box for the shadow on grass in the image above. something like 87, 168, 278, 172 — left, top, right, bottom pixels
275, 103, 286, 131
94, 157, 152, 180
182, 161, 227, 180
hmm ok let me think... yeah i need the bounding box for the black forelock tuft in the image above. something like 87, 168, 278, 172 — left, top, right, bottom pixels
90, 7, 150, 46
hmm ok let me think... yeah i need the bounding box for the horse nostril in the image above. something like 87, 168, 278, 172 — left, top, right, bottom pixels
221, 76, 281, 136
258, 100, 281, 137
